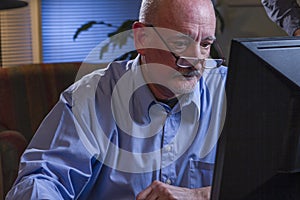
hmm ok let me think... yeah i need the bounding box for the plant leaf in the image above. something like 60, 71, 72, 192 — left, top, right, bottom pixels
100, 43, 110, 59
73, 21, 117, 40
73, 21, 98, 40
107, 19, 136, 37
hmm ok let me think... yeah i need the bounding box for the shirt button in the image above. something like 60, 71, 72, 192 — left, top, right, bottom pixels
165, 145, 172, 152
166, 179, 172, 185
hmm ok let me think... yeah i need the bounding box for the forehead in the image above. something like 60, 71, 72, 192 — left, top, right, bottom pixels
154, 0, 216, 41
154, 21, 216, 43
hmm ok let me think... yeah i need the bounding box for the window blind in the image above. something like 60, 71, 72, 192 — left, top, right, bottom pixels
41, 0, 141, 63
0, 2, 33, 67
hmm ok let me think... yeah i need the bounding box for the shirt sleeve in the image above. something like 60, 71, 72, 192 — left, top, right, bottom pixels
261, 0, 300, 36
6, 91, 98, 200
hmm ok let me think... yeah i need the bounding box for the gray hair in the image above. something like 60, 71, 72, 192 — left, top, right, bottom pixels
139, 0, 162, 24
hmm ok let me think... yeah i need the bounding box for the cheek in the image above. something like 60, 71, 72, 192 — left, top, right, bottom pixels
147, 63, 174, 82
146, 48, 176, 68
144, 49, 179, 84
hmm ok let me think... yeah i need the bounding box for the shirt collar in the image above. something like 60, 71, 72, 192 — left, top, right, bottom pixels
127, 56, 157, 124
173, 82, 201, 119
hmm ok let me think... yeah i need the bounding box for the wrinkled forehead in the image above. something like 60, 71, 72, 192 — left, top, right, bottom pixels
154, 0, 216, 41
147, 26, 215, 42
152, 20, 216, 43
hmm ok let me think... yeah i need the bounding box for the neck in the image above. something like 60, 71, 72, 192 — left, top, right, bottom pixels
158, 96, 179, 108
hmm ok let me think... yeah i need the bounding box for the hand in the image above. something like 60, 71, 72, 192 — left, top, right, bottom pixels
136, 180, 211, 200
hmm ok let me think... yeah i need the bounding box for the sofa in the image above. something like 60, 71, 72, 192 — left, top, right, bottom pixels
0, 62, 85, 199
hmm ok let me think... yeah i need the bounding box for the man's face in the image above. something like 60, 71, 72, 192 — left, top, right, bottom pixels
137, 0, 216, 100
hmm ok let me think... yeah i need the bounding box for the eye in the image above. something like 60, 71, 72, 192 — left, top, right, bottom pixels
200, 41, 212, 49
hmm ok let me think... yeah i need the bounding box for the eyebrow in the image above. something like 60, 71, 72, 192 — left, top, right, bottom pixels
173, 33, 193, 39
173, 33, 216, 43
202, 36, 216, 42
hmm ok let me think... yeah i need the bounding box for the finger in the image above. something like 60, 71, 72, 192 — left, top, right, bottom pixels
143, 190, 158, 200
136, 185, 153, 200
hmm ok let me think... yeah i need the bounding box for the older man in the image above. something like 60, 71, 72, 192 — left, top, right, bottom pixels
6, 0, 227, 199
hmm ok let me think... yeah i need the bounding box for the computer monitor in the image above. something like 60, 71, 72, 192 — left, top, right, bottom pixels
211, 37, 300, 200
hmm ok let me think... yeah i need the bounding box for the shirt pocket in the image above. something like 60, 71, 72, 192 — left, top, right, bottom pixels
188, 159, 214, 188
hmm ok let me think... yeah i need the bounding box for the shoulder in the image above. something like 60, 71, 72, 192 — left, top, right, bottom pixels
60, 60, 133, 104
69, 60, 131, 91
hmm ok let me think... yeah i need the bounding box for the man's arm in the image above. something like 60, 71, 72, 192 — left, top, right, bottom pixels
136, 181, 211, 200
261, 0, 300, 36
6, 95, 95, 200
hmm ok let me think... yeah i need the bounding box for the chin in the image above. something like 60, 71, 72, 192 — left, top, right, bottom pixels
174, 87, 196, 95
169, 77, 198, 95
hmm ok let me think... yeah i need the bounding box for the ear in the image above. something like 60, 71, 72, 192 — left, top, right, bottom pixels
132, 22, 148, 55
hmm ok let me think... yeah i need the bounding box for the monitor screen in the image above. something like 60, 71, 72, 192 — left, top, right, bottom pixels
211, 37, 300, 200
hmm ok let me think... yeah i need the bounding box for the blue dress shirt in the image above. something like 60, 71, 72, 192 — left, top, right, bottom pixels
6, 56, 227, 200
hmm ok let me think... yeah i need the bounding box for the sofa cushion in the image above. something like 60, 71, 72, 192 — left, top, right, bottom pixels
0, 62, 83, 198
0, 63, 81, 141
